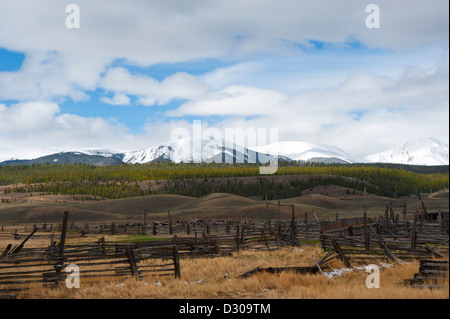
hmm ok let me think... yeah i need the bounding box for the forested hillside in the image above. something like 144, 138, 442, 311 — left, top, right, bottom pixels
0, 162, 448, 200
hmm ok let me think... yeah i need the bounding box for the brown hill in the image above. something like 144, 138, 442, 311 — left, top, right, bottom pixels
191, 193, 256, 208
290, 194, 349, 210
23, 207, 119, 222
82, 194, 196, 216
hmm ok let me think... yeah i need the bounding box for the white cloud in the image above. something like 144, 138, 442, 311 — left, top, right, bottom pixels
1, 1, 448, 63
100, 93, 131, 106
166, 63, 449, 160
167, 85, 287, 117
0, 51, 109, 102
100, 67, 207, 106
0, 1, 448, 160
0, 101, 142, 161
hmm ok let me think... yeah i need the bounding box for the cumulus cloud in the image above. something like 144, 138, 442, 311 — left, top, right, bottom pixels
1, 1, 447, 61
0, 101, 141, 161
0, 51, 109, 102
100, 93, 131, 106
100, 67, 207, 106
167, 85, 288, 117
0, 1, 448, 159
166, 63, 449, 160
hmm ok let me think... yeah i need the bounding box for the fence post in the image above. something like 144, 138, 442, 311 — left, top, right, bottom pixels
46, 211, 69, 287
126, 246, 140, 280
364, 214, 370, 252
411, 206, 418, 250
403, 198, 407, 224
99, 237, 106, 255
275, 233, 281, 250
234, 235, 241, 251
291, 205, 296, 240
143, 212, 147, 235
363, 188, 369, 252
385, 205, 389, 225
173, 245, 181, 279
58, 211, 69, 259
168, 210, 173, 235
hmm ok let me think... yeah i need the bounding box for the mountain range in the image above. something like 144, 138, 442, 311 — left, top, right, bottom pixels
362, 137, 449, 166
1, 137, 448, 167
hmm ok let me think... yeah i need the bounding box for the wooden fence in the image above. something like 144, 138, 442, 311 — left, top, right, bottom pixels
0, 240, 181, 286
403, 259, 449, 289
0, 212, 181, 298
320, 219, 449, 263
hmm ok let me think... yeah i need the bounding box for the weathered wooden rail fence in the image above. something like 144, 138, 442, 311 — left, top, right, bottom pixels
0, 212, 182, 298
319, 214, 449, 264
403, 259, 449, 288
1, 211, 301, 297
1, 203, 448, 298
1, 216, 322, 246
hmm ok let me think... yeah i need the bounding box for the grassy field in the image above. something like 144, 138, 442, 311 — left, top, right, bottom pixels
0, 183, 447, 299
2, 236, 446, 299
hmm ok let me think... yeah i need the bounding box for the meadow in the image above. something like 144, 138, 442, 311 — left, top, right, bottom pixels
1, 234, 447, 299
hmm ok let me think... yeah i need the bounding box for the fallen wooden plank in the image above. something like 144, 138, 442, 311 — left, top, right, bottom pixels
331, 239, 351, 268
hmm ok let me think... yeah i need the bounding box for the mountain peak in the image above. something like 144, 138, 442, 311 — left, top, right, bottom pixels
249, 141, 353, 163
363, 137, 449, 165
2, 137, 448, 167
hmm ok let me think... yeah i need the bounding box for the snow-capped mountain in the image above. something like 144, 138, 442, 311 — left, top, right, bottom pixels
122, 137, 278, 164
249, 141, 353, 163
363, 137, 449, 165
1, 137, 448, 167
76, 148, 124, 158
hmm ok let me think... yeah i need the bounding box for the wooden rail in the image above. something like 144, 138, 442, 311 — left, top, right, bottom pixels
403, 259, 449, 288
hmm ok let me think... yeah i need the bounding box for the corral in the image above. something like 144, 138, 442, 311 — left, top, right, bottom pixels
0, 197, 448, 299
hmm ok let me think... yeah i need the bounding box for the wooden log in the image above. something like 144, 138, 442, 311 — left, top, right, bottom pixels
412, 208, 418, 250
10, 228, 38, 255
331, 239, 351, 268
291, 205, 296, 240
234, 236, 241, 251
58, 211, 69, 258
312, 255, 324, 276
0, 244, 12, 260
370, 226, 397, 263
125, 246, 140, 280
173, 245, 181, 279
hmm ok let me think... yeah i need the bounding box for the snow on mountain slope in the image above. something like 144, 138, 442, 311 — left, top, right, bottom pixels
249, 141, 353, 163
124, 137, 244, 164
122, 136, 284, 164
362, 137, 449, 165
77, 148, 123, 158
2, 137, 448, 166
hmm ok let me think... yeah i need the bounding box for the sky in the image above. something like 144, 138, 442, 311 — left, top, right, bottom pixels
0, 0, 448, 162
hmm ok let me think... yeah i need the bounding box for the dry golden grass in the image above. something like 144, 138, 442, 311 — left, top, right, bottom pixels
2, 236, 446, 299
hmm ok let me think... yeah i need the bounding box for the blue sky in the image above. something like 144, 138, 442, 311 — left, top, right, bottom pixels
0, 0, 448, 161
0, 49, 25, 72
